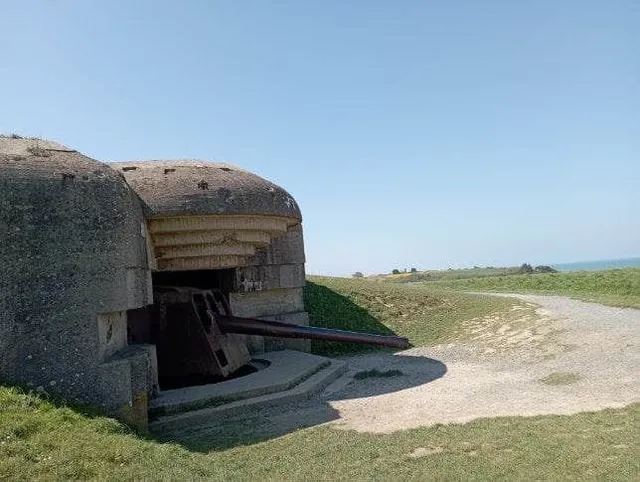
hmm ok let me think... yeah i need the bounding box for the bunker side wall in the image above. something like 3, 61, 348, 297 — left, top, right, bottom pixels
0, 166, 155, 429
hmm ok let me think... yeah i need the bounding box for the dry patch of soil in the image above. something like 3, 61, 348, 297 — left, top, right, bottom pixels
322, 294, 639, 433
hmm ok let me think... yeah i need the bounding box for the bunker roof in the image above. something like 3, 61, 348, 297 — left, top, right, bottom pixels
110, 160, 302, 221
0, 137, 125, 184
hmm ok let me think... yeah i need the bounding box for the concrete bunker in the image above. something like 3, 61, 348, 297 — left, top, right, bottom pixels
0, 139, 310, 426
1, 138, 408, 431
112, 160, 310, 393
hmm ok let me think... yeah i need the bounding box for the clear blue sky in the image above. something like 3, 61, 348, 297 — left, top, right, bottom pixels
2, 1, 638, 276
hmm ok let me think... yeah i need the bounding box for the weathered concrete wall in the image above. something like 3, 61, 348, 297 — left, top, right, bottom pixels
244, 223, 306, 266
0, 140, 156, 429
230, 224, 309, 353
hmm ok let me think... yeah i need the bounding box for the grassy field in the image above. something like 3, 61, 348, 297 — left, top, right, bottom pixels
1, 386, 637, 480
304, 276, 516, 355
380, 266, 527, 283
429, 268, 640, 308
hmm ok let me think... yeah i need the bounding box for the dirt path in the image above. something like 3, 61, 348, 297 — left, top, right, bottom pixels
321, 294, 639, 433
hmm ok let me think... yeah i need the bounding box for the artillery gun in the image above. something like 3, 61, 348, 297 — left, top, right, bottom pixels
132, 286, 410, 388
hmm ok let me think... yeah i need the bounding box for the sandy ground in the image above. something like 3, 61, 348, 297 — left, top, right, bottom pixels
252, 294, 639, 436
174, 294, 639, 442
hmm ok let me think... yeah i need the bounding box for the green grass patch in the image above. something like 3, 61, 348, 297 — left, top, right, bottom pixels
430, 268, 640, 308
383, 266, 528, 283
353, 369, 404, 380
1, 386, 637, 480
304, 276, 517, 355
539, 372, 583, 386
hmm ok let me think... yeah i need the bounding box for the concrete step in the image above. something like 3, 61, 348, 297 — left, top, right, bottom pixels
149, 352, 347, 432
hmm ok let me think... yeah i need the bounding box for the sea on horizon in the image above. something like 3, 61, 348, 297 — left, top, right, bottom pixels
551, 257, 640, 272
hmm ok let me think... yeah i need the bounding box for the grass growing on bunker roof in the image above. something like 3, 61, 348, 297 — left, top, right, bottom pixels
1, 385, 637, 480
0, 133, 45, 140
304, 276, 517, 355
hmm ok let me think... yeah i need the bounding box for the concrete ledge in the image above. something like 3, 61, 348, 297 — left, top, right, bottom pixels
149, 352, 346, 432
149, 350, 336, 417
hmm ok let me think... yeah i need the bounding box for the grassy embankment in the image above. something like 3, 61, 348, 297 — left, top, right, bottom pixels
1, 386, 637, 480
304, 276, 516, 355
381, 266, 526, 283
430, 268, 640, 309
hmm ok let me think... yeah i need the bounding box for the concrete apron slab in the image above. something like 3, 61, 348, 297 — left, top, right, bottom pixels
149, 350, 346, 431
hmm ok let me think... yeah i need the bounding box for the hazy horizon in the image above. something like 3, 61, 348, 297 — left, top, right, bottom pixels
307, 256, 640, 277
2, 1, 638, 276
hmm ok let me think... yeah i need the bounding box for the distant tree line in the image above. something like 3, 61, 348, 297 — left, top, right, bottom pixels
353, 263, 556, 279
390, 268, 417, 275
519, 263, 557, 274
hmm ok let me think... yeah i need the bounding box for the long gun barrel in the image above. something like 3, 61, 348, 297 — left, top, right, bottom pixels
216, 314, 411, 349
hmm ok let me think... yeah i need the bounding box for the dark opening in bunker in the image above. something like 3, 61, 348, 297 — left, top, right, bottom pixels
152, 268, 236, 294
127, 268, 258, 390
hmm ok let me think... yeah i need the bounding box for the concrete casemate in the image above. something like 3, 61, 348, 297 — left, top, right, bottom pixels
0, 137, 308, 429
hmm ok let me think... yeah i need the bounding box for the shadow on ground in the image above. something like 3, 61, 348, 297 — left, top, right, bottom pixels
329, 353, 447, 400
155, 352, 446, 453
152, 281, 447, 452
